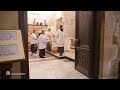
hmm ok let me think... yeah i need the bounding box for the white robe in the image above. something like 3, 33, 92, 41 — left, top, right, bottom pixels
30, 33, 37, 44
45, 31, 52, 42
55, 29, 64, 47
38, 34, 47, 49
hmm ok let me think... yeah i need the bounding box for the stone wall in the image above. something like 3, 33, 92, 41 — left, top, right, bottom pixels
62, 11, 76, 50
27, 11, 56, 25
102, 11, 120, 79
63, 11, 75, 39
0, 11, 19, 29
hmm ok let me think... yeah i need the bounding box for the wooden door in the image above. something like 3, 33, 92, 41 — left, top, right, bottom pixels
75, 11, 101, 78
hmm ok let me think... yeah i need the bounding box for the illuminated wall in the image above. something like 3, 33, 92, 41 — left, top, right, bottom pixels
27, 11, 57, 26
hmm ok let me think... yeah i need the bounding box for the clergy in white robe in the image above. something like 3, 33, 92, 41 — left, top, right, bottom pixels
30, 30, 37, 55
55, 25, 65, 56
38, 30, 47, 58
45, 28, 52, 51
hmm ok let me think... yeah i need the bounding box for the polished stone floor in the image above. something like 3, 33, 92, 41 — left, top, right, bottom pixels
29, 57, 88, 79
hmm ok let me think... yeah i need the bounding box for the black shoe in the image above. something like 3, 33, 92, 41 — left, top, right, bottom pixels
60, 53, 62, 56
40, 57, 45, 58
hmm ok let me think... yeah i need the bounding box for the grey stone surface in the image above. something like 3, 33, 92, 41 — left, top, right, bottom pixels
102, 11, 120, 79
29, 58, 88, 79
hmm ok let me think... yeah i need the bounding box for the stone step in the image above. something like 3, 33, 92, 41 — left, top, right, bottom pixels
46, 51, 75, 62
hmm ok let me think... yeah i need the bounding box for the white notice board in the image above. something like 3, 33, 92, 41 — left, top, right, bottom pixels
0, 30, 25, 63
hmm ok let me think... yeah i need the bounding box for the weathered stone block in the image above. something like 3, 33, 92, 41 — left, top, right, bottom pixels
102, 11, 120, 79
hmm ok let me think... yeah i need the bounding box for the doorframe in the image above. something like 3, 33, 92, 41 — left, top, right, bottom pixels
92, 11, 101, 78
75, 11, 102, 79
18, 11, 29, 79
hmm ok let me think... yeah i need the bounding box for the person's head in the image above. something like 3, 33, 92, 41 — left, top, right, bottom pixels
38, 33, 41, 36
60, 25, 63, 28
41, 30, 45, 35
48, 28, 51, 32
33, 30, 36, 33
60, 25, 63, 31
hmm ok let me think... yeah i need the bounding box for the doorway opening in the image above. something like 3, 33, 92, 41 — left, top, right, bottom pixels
27, 11, 89, 79
28, 11, 75, 60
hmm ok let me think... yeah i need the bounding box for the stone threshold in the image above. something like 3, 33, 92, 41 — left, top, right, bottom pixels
46, 51, 75, 62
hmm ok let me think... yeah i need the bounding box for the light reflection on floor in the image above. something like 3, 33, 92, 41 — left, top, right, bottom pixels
29, 58, 88, 79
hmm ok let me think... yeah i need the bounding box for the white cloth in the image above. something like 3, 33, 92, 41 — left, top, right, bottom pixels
38, 34, 47, 49
30, 33, 37, 44
55, 29, 64, 47
45, 31, 52, 42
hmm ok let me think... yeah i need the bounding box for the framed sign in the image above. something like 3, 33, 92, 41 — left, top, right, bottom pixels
0, 30, 25, 63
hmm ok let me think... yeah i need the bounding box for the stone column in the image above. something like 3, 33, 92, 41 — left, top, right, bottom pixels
100, 11, 120, 79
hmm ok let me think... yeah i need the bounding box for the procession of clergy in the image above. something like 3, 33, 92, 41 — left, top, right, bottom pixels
30, 25, 64, 58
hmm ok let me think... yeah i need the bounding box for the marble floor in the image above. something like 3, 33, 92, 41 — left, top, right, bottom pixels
29, 57, 89, 79
29, 50, 53, 60
29, 49, 75, 60
64, 50, 75, 60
